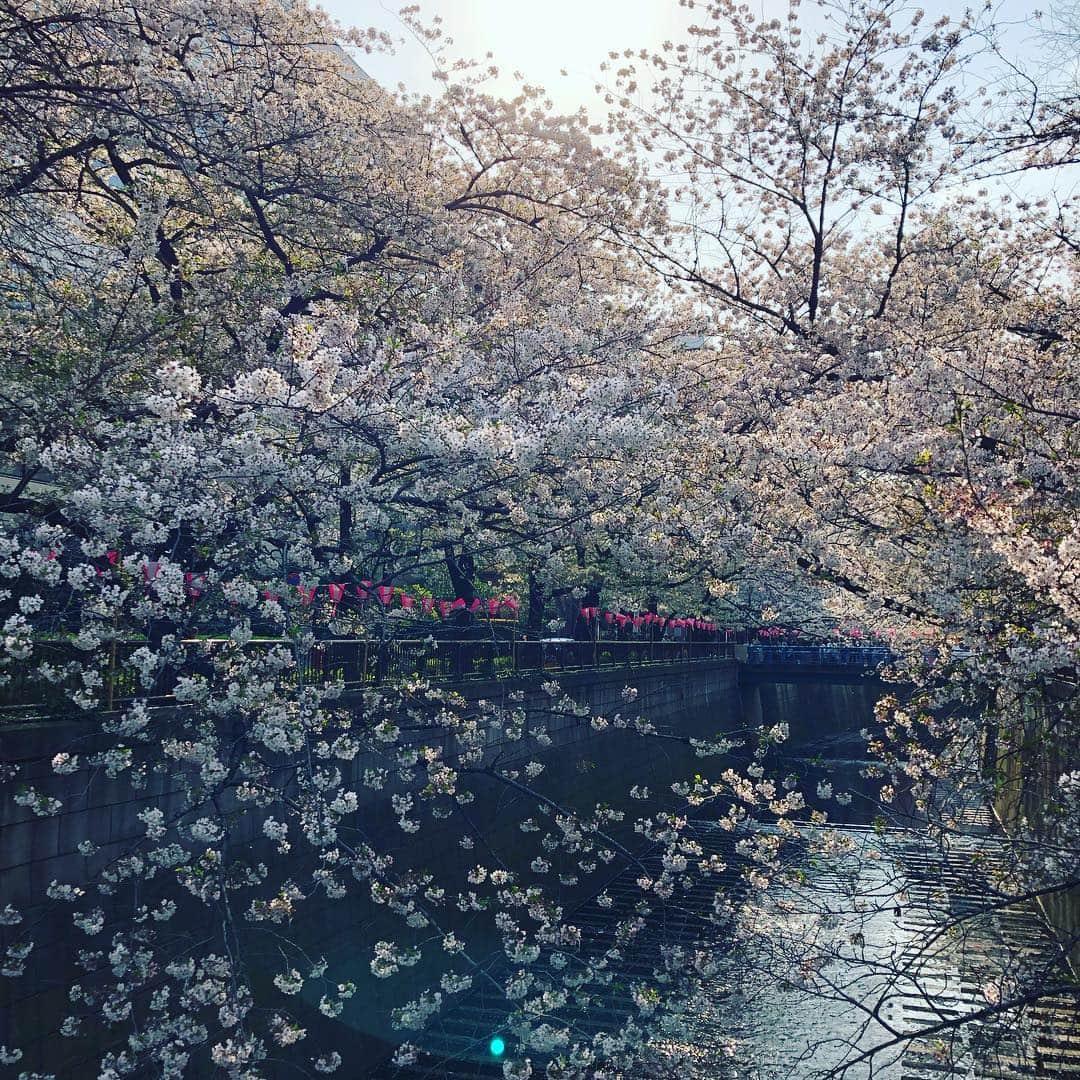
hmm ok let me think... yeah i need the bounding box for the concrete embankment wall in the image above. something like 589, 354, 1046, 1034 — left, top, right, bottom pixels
0, 660, 739, 907
0, 660, 740, 1073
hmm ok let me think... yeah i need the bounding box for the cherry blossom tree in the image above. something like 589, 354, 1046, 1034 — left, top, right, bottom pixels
606, 0, 1079, 1070
0, 3, 784, 1078
2, 0, 1075, 1076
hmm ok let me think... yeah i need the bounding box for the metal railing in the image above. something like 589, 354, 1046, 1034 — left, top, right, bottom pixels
301, 638, 735, 686
2, 638, 895, 717
745, 644, 891, 667
0, 637, 736, 716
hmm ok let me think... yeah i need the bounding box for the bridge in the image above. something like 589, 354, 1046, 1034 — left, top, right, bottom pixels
741, 643, 893, 679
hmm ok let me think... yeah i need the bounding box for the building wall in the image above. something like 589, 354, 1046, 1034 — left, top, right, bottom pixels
991, 684, 1080, 973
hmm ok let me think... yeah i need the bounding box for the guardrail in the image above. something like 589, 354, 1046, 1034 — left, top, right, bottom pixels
308, 638, 734, 684
745, 644, 891, 667
0, 638, 736, 716
2, 639, 896, 717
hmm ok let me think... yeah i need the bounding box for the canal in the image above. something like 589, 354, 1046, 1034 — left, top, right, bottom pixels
355, 673, 1079, 1079
4, 667, 1077, 1078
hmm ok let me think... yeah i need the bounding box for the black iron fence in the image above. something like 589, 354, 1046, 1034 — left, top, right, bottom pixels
1, 639, 897, 717
306, 637, 735, 684
0, 638, 736, 716
745, 644, 891, 667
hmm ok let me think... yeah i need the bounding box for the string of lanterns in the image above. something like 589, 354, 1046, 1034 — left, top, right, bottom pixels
577, 607, 718, 633
103, 553, 722, 632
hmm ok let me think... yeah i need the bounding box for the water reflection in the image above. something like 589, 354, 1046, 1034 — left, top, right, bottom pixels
5, 672, 903, 1078
356, 676, 898, 1077
661, 677, 918, 1079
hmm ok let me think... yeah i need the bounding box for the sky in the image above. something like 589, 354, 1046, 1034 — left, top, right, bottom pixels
317, 0, 1075, 211
321, 0, 696, 112
320, 0, 1057, 115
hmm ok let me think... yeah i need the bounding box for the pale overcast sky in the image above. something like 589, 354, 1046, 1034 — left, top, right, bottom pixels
321, 0, 691, 113
319, 0, 1074, 212
321, 0, 1054, 115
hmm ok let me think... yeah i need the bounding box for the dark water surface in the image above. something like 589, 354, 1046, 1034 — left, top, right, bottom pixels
2, 672, 895, 1078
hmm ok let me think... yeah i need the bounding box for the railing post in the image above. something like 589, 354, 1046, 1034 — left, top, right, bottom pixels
107, 641, 117, 712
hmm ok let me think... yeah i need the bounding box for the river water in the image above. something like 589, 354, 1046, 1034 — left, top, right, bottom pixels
8, 670, 1073, 1079
363, 677, 918, 1078
669, 823, 910, 1079
664, 763, 1078, 1080
370, 679, 1076, 1080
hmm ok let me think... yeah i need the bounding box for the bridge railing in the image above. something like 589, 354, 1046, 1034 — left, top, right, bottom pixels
745, 644, 891, 667
1, 638, 736, 716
